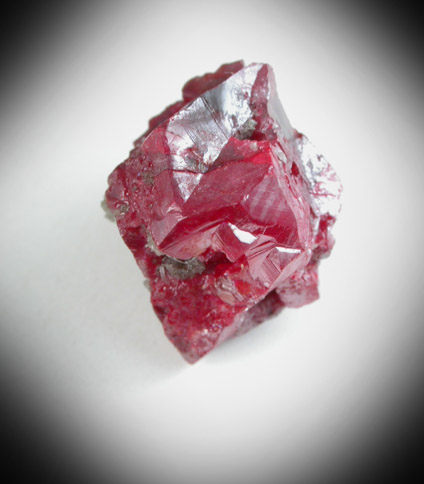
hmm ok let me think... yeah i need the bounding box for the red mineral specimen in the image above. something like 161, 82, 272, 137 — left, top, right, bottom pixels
105, 61, 342, 363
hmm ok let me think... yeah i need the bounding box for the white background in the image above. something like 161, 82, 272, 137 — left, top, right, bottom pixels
1, 1, 423, 483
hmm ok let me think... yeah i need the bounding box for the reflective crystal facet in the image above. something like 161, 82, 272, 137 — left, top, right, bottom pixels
105, 61, 342, 363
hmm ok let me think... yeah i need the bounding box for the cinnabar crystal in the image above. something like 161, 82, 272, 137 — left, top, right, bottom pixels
105, 61, 342, 363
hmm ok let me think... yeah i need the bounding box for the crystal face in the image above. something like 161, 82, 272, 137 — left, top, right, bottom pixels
105, 61, 342, 363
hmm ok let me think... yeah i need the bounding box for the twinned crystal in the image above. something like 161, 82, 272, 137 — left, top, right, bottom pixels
105, 61, 342, 363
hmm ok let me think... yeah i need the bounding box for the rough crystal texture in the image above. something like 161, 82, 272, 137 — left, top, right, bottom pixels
105, 61, 342, 363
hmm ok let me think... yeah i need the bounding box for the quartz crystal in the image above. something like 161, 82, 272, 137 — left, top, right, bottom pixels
104, 61, 342, 363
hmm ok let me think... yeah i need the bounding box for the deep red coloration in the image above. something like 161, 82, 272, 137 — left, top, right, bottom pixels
105, 61, 342, 363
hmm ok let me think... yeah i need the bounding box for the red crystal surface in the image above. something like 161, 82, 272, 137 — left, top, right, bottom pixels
105, 61, 342, 363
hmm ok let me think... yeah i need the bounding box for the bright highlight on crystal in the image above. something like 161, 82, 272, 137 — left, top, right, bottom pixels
105, 61, 342, 363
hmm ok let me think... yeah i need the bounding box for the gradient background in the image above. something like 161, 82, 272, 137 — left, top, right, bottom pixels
1, 1, 423, 483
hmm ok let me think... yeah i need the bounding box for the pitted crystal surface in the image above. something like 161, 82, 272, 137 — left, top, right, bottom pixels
105, 61, 342, 363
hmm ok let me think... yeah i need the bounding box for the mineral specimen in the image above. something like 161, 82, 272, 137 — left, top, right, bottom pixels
104, 61, 342, 363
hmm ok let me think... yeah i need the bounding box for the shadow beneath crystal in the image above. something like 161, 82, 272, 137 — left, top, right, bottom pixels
203, 308, 290, 367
